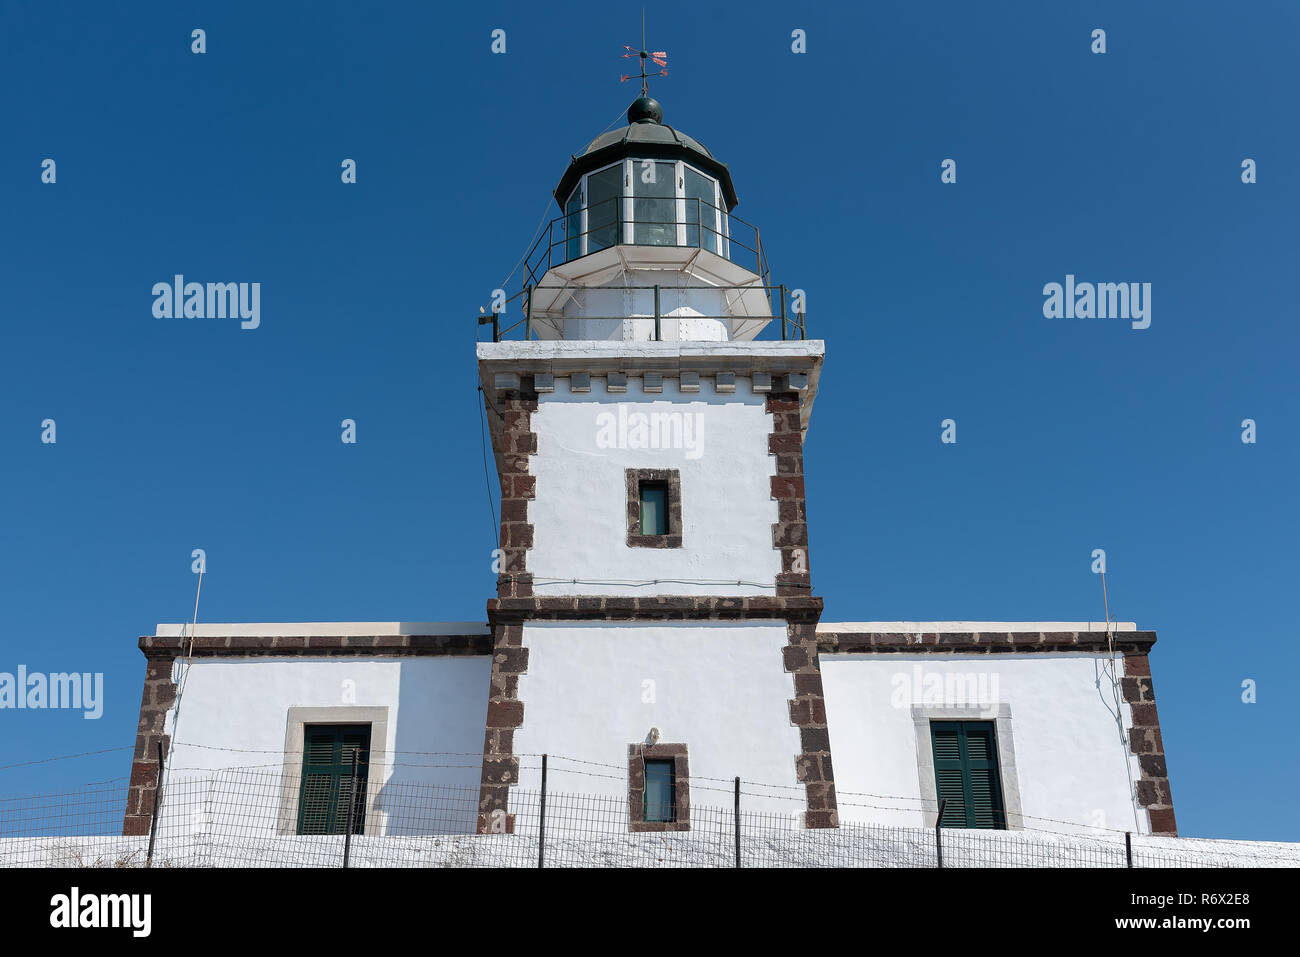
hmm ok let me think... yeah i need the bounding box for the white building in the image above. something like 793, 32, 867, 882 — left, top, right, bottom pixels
123, 96, 1176, 843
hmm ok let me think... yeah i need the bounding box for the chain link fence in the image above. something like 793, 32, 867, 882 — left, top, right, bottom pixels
1, 754, 1295, 868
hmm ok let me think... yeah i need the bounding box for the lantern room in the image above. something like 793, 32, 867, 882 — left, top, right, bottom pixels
501, 96, 800, 344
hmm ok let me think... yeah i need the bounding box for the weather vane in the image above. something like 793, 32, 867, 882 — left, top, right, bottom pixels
620, 11, 667, 96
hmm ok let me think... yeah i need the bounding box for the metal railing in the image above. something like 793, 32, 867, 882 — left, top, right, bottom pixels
523, 195, 770, 291
3, 754, 1293, 869
479, 282, 806, 343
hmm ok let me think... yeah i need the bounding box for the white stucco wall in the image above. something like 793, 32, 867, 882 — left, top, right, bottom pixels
820, 652, 1147, 835
527, 375, 781, 596
511, 621, 803, 818
156, 655, 491, 836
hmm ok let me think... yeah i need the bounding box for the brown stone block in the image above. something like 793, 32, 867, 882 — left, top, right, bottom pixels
500, 498, 528, 522
1147, 808, 1177, 835
804, 809, 838, 829
782, 645, 812, 671
1139, 754, 1167, 777
800, 727, 830, 753
768, 432, 801, 454
1124, 654, 1151, 676
1129, 703, 1157, 726
770, 475, 805, 499
492, 646, 529, 674
795, 753, 823, 783
481, 756, 519, 785
485, 700, 524, 729
766, 396, 800, 413
794, 673, 821, 696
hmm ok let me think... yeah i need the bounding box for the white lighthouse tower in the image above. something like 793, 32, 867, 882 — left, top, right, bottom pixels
475, 92, 837, 832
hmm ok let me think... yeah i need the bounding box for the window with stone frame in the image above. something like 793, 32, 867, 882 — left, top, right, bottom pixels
628, 743, 690, 831
626, 468, 682, 548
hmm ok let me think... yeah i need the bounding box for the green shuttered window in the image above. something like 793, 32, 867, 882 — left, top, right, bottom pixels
298, 724, 371, 835
931, 720, 1006, 829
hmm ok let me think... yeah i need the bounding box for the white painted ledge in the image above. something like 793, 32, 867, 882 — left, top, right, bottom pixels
818, 621, 1139, 633
152, 622, 490, 638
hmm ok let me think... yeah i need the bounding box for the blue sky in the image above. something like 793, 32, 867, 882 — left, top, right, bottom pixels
1, 1, 1297, 841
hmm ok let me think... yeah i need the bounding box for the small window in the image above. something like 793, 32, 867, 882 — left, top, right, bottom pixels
931, 721, 1006, 829
639, 482, 668, 536
643, 759, 676, 822
626, 469, 681, 548
298, 724, 370, 835
629, 743, 689, 831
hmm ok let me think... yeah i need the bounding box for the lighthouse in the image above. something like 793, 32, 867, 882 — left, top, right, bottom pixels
475, 93, 838, 831
122, 92, 1178, 852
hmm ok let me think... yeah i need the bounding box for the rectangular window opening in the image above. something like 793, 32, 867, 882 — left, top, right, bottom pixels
298, 724, 371, 835
643, 759, 676, 823
639, 481, 669, 536
931, 720, 1006, 830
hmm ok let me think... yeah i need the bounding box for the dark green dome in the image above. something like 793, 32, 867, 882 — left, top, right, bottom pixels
554, 98, 738, 211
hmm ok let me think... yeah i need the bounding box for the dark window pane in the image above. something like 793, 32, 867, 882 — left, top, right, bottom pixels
644, 759, 675, 822
633, 160, 677, 246
565, 188, 582, 261
684, 167, 718, 253
639, 483, 668, 536
586, 165, 622, 252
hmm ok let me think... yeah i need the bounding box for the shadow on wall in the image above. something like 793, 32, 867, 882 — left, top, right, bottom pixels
378, 657, 493, 836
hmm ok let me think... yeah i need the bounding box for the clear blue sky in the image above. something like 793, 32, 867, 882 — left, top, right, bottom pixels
2, 1, 1296, 841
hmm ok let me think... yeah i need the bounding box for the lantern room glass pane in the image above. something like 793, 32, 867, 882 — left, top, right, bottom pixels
633, 160, 677, 247
564, 188, 582, 262
684, 167, 719, 254
586, 165, 621, 253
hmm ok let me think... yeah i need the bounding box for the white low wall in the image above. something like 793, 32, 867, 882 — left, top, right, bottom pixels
6, 827, 1297, 869
820, 652, 1146, 834
157, 656, 492, 836
528, 376, 782, 596
512, 620, 803, 814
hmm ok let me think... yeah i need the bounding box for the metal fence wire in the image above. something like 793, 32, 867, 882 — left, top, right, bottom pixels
0, 755, 1293, 868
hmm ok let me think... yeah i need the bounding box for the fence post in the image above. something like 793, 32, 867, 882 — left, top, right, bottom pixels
653, 285, 661, 342
935, 798, 947, 868
145, 741, 164, 868
538, 754, 547, 869
733, 777, 741, 868
342, 749, 359, 869
1125, 831, 1133, 868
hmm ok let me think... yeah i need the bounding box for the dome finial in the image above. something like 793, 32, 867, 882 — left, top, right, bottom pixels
628, 95, 663, 125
